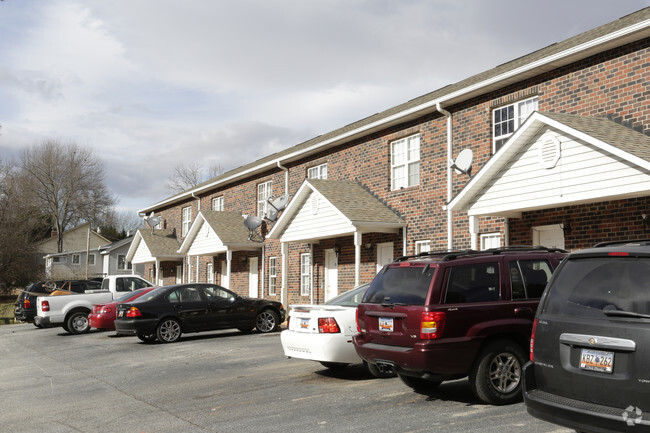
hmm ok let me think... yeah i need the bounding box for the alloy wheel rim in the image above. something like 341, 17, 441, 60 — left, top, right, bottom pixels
257, 312, 275, 332
488, 352, 521, 393
161, 320, 180, 341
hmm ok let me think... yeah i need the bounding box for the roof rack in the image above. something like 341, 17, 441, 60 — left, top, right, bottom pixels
393, 245, 567, 263
592, 239, 650, 248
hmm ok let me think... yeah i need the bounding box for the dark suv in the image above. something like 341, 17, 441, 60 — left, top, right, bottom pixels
524, 240, 650, 432
14, 280, 102, 325
353, 246, 566, 405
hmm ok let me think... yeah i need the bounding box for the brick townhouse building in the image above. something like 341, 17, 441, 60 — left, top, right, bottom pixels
127, 7, 650, 308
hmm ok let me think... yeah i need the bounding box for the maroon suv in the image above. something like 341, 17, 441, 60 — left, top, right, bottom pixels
353, 247, 566, 405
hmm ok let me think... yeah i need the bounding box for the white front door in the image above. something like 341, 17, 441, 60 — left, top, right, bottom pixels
533, 224, 565, 249
324, 249, 338, 302
376, 242, 394, 273
248, 257, 259, 298
221, 260, 229, 289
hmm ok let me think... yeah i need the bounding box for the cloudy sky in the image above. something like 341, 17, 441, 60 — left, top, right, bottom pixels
1, 1, 648, 215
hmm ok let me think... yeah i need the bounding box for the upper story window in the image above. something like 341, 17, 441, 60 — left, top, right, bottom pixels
182, 206, 192, 236
257, 181, 272, 218
391, 134, 420, 190
493, 96, 538, 152
308, 163, 327, 179
212, 196, 224, 211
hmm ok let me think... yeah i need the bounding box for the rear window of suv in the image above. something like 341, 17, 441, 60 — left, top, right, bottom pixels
363, 265, 435, 305
543, 257, 650, 318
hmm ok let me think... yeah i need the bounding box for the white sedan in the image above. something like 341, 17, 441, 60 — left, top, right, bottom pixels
281, 284, 392, 377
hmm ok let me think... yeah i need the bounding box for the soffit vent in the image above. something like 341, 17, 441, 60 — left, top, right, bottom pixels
310, 194, 320, 215
538, 131, 561, 169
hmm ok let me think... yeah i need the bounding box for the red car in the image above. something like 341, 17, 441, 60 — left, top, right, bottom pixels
89, 287, 156, 330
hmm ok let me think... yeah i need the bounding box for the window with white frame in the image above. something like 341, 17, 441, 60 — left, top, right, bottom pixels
480, 233, 502, 250
257, 181, 272, 218
308, 163, 327, 179
212, 196, 224, 211
391, 134, 420, 190
88, 254, 95, 266
268, 256, 277, 295
182, 206, 192, 236
72, 254, 80, 265
493, 96, 538, 152
415, 240, 431, 255
300, 253, 310, 296
117, 254, 132, 270
207, 262, 214, 284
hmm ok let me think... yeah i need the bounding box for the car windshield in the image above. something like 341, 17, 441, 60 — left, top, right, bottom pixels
543, 257, 650, 317
325, 284, 369, 307
362, 265, 435, 305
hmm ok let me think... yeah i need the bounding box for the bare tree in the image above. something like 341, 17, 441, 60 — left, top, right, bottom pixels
21, 140, 115, 253
165, 161, 224, 194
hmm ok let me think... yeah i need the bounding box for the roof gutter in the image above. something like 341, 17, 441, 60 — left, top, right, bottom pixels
138, 18, 650, 214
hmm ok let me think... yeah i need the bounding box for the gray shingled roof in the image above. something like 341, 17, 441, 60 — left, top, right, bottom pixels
201, 211, 262, 246
142, 7, 650, 212
307, 179, 404, 225
137, 228, 182, 257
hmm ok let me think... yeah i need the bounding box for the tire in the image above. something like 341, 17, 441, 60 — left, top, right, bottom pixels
156, 318, 182, 343
320, 361, 349, 370
66, 311, 90, 334
33, 322, 42, 328
398, 374, 442, 392
137, 333, 157, 343
255, 309, 279, 333
364, 361, 396, 378
469, 339, 526, 405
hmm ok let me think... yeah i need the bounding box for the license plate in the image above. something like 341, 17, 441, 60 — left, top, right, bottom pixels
580, 349, 614, 373
118, 310, 125, 318
299, 318, 310, 329
379, 317, 394, 332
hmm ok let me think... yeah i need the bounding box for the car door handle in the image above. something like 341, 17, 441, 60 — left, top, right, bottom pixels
514, 307, 533, 315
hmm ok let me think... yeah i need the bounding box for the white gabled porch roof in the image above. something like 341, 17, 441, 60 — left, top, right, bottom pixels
177, 211, 262, 256
267, 179, 405, 244
448, 112, 650, 218
126, 228, 183, 264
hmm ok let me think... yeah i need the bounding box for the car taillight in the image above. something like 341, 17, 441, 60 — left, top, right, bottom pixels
530, 318, 538, 362
318, 318, 340, 333
100, 307, 113, 314
420, 311, 445, 339
41, 300, 50, 312
24, 299, 31, 308
126, 307, 141, 318
356, 309, 361, 333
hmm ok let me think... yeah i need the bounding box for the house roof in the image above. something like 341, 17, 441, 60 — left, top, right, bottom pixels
139, 7, 650, 214
177, 211, 263, 254
36, 222, 112, 254
448, 111, 650, 216
126, 228, 182, 263
268, 179, 405, 243
99, 236, 134, 254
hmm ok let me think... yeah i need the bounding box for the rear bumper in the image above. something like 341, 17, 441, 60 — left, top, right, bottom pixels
14, 307, 36, 322
353, 335, 479, 379
280, 330, 361, 364
114, 318, 158, 336
523, 362, 650, 432
34, 315, 53, 327
88, 314, 114, 330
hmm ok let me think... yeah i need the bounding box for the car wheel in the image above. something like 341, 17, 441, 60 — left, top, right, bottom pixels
469, 339, 526, 405
398, 374, 442, 392
364, 361, 396, 378
33, 322, 42, 328
156, 318, 182, 343
320, 361, 349, 370
66, 311, 90, 334
255, 309, 279, 333
137, 333, 157, 343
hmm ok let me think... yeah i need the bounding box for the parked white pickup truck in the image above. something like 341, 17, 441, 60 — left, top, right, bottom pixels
35, 275, 153, 334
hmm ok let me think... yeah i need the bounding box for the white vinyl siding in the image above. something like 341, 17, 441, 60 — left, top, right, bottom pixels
268, 256, 277, 295
391, 134, 420, 190
257, 181, 272, 218
182, 206, 192, 237
468, 129, 650, 216
212, 196, 224, 211
281, 192, 353, 242
308, 164, 327, 179
300, 253, 310, 296
493, 97, 538, 152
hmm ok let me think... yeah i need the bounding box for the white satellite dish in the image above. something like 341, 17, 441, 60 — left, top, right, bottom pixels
244, 215, 263, 230
265, 193, 290, 222
451, 148, 473, 177
144, 212, 162, 233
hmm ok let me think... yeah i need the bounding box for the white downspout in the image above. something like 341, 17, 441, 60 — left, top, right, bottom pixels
436, 103, 453, 250
277, 161, 289, 195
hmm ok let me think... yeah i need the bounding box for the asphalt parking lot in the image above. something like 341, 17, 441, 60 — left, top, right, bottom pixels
0, 323, 571, 433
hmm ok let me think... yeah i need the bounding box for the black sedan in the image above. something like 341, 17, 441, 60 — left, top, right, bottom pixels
114, 284, 285, 343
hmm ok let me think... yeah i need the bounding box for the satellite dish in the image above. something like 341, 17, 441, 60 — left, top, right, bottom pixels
451, 148, 473, 177
266, 207, 279, 222
144, 212, 162, 233
268, 194, 290, 212
244, 215, 263, 230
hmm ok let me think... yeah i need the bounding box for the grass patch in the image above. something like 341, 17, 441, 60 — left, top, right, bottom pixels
0, 297, 16, 324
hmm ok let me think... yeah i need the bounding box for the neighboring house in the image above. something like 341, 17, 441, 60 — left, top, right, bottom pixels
37, 222, 111, 257
131, 8, 650, 308
98, 236, 145, 278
